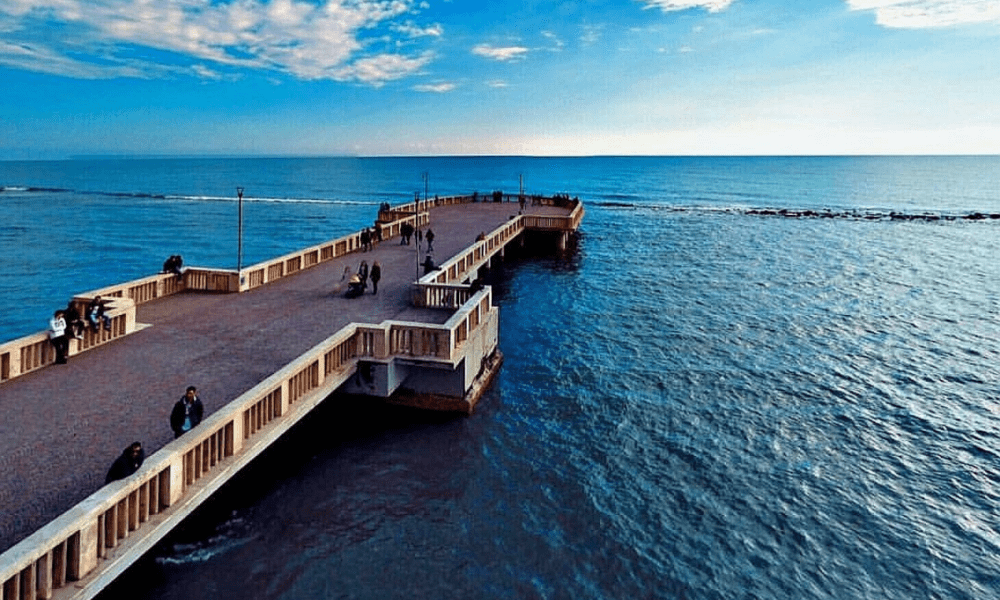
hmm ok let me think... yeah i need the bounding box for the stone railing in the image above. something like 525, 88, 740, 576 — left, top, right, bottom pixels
0, 264, 246, 385
0, 283, 495, 600
416, 214, 526, 291
0, 190, 573, 597
0, 297, 135, 383
1, 194, 578, 385
522, 199, 584, 231
239, 212, 428, 292
0, 206, 438, 386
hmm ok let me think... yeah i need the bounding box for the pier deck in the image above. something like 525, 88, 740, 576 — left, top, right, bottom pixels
0, 201, 567, 556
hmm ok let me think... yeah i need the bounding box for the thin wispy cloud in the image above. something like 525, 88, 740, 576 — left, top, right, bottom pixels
580, 24, 604, 45
413, 82, 455, 92
0, 0, 437, 84
333, 51, 434, 86
846, 0, 1000, 28
541, 30, 565, 51
471, 44, 529, 61
394, 21, 444, 37
638, 0, 736, 13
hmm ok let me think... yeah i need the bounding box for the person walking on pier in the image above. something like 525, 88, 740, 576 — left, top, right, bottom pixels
105, 442, 145, 483
358, 260, 369, 290
425, 228, 435, 252
370, 261, 381, 294
170, 386, 204, 438
48, 309, 69, 364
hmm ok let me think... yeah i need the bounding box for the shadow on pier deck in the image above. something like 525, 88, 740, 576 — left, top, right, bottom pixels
0, 196, 582, 600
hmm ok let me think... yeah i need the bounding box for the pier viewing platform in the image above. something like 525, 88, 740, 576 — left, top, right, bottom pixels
0, 194, 583, 600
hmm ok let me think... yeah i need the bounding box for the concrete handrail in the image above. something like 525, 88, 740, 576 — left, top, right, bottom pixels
0, 191, 583, 596
0, 297, 136, 383
239, 211, 429, 292
0, 284, 497, 598
1, 194, 577, 387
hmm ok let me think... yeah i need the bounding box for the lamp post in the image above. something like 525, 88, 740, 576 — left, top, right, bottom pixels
419, 171, 429, 279
236, 186, 244, 273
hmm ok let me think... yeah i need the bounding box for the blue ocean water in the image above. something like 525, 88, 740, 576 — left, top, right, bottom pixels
2, 156, 1000, 599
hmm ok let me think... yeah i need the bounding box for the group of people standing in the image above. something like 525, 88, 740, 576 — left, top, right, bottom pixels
398, 222, 435, 252
360, 225, 382, 252
105, 386, 204, 483
343, 259, 381, 297
48, 296, 112, 364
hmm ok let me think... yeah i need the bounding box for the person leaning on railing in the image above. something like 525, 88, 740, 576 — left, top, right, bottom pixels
105, 442, 145, 484
48, 310, 69, 364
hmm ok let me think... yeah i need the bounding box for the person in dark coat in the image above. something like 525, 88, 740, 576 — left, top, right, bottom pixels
358, 260, 369, 289
370, 261, 381, 294
425, 228, 435, 252
422, 255, 437, 275
87, 295, 111, 332
65, 300, 85, 340
170, 386, 204, 438
106, 442, 145, 483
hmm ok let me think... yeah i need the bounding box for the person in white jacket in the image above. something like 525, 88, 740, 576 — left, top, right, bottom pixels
49, 310, 69, 364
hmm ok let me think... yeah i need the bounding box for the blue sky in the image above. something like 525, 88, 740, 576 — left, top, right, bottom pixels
1, 0, 998, 158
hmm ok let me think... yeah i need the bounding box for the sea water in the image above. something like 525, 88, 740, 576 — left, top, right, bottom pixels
2, 156, 999, 599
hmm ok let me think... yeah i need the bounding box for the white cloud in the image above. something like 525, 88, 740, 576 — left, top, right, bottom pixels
413, 81, 455, 92
541, 30, 564, 50
332, 51, 433, 86
471, 44, 528, 61
485, 79, 508, 87
0, 0, 437, 84
846, 0, 1000, 28
638, 0, 736, 13
580, 24, 603, 45
394, 20, 443, 37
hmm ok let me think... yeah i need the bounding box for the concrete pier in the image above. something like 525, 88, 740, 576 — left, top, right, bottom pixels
0, 195, 582, 600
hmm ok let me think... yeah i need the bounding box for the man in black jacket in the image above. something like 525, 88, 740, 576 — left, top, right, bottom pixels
105, 442, 145, 483
170, 386, 204, 438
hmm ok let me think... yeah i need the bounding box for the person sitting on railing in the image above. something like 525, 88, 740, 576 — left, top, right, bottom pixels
170, 386, 204, 438
105, 442, 145, 484
64, 299, 85, 340
87, 295, 112, 332
48, 309, 69, 364
162, 255, 184, 280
